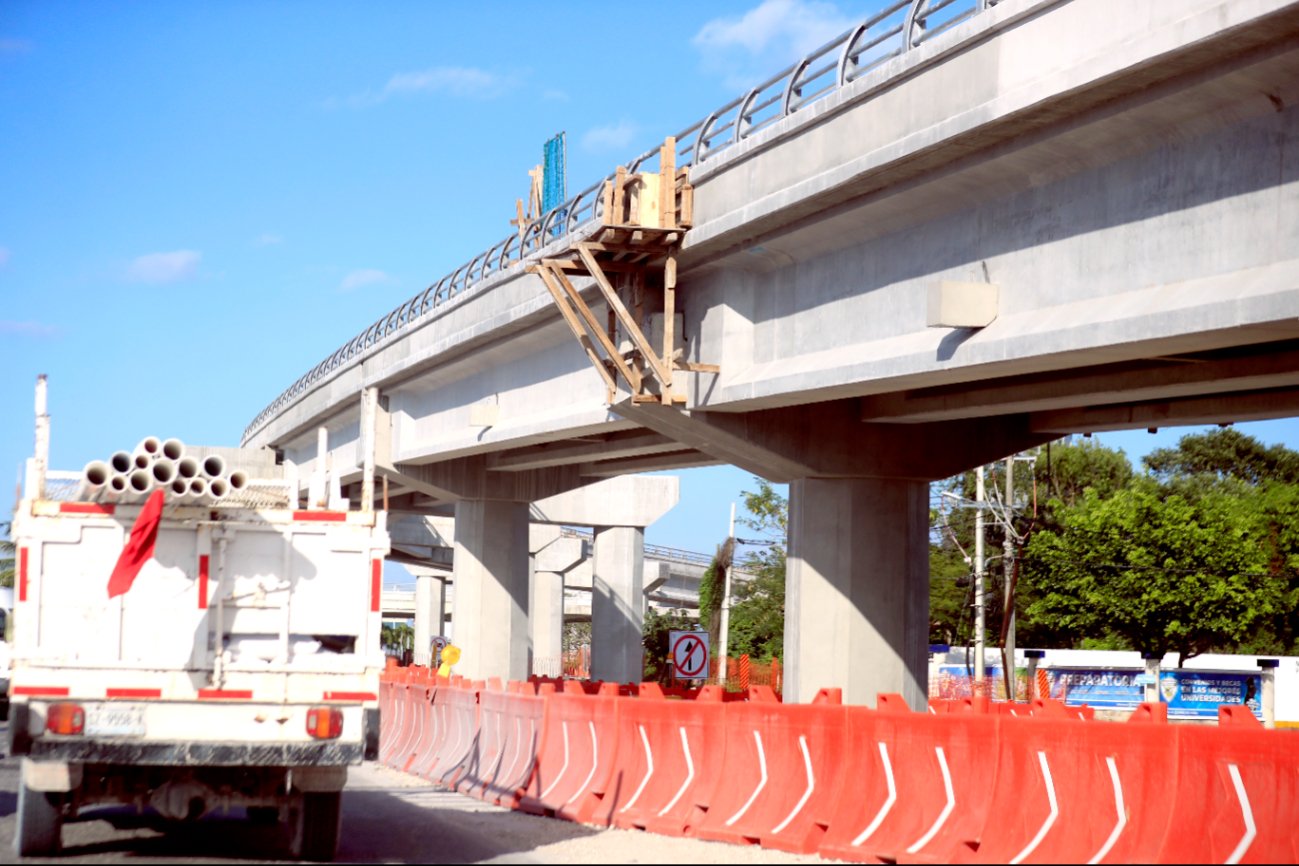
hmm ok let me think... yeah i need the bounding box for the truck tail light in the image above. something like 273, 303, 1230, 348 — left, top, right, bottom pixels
46, 703, 85, 735
306, 707, 343, 739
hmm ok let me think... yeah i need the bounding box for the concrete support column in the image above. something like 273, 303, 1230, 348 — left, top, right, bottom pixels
785, 477, 929, 708
591, 525, 645, 684
531, 567, 565, 676
412, 573, 446, 667
452, 499, 530, 682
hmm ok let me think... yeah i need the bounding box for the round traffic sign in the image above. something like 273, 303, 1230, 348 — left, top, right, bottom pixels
671, 633, 708, 678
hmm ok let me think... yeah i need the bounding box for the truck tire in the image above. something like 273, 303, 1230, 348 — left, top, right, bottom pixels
15, 782, 62, 856
289, 791, 341, 862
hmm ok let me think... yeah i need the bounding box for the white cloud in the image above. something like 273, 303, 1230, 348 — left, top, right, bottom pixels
126, 250, 201, 284
694, 0, 856, 89
0, 320, 58, 338
0, 246, 9, 266
581, 121, 638, 153
332, 66, 514, 108
254, 232, 283, 247
339, 269, 391, 292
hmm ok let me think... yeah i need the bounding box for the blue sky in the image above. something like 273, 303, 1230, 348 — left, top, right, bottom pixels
3, 1, 1298, 574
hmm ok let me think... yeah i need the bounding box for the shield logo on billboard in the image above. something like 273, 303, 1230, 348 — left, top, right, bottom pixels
1160, 675, 1179, 702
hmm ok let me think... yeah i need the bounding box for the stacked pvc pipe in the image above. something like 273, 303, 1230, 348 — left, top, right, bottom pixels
78, 438, 248, 505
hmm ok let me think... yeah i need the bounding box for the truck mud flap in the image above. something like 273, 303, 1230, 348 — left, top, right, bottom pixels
9, 702, 31, 756
364, 708, 380, 761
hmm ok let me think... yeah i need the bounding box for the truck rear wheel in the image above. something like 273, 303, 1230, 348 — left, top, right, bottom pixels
289, 791, 342, 862
15, 782, 62, 856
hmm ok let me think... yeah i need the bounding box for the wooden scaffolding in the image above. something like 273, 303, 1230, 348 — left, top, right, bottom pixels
528, 137, 714, 406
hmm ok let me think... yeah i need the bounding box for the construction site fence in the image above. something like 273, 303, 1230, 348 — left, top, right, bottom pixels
378, 664, 1298, 862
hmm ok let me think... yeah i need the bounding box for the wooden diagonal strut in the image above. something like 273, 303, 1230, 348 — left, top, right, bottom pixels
532, 136, 707, 406
530, 264, 618, 402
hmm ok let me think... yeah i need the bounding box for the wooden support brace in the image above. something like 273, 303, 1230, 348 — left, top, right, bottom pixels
662, 254, 676, 406
549, 265, 643, 394
576, 243, 675, 391
530, 265, 617, 401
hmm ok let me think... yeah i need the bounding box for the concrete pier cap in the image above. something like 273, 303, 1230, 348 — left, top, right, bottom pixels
531, 475, 681, 685
528, 474, 680, 528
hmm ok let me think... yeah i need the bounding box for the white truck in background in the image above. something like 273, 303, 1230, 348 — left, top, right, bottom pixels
8, 378, 388, 859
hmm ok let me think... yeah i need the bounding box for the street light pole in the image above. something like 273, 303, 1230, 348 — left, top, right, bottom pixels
1003, 455, 1018, 700
974, 465, 986, 688
718, 502, 735, 685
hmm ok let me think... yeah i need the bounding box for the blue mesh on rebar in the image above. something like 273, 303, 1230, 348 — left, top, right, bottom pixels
543, 132, 566, 234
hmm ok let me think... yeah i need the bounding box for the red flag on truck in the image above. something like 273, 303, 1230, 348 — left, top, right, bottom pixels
107, 489, 164, 598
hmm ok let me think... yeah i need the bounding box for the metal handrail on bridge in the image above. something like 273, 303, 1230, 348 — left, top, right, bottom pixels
242, 0, 1000, 444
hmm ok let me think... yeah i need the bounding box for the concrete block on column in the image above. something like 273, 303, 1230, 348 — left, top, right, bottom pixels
529, 523, 562, 553
564, 558, 593, 590
452, 499, 530, 683
591, 525, 645, 684
785, 477, 929, 708
535, 536, 584, 573
530, 475, 679, 527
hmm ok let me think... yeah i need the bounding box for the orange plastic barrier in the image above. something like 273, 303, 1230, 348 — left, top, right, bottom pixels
458, 680, 540, 805
818, 695, 999, 864
957, 713, 1178, 863
381, 679, 422, 770
517, 681, 622, 824
691, 688, 847, 853
398, 681, 440, 774
422, 680, 481, 787
1155, 716, 1299, 863
598, 683, 728, 834
476, 681, 548, 808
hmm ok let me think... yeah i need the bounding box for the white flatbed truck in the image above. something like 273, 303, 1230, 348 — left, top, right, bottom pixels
8, 383, 389, 859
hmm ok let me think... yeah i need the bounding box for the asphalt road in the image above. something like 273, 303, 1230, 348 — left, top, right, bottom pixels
0, 724, 828, 864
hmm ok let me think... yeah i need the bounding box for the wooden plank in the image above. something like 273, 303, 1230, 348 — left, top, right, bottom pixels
660, 137, 676, 230
662, 253, 676, 405
601, 179, 613, 223
551, 265, 641, 392
543, 257, 645, 274
613, 166, 627, 225
531, 265, 618, 399
679, 180, 694, 229
636, 172, 661, 228
676, 361, 721, 373
576, 243, 674, 388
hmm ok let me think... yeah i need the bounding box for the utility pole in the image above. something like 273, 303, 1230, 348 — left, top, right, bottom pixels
717, 502, 735, 685
974, 465, 986, 689
1003, 455, 1017, 700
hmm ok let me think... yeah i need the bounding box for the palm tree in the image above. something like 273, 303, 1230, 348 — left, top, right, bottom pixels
0, 522, 13, 589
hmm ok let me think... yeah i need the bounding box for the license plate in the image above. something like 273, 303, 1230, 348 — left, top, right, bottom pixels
85, 704, 146, 737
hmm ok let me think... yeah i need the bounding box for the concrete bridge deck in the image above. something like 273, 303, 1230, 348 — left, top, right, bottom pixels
243, 0, 1299, 705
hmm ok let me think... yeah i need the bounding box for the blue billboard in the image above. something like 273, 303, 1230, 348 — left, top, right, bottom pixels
934, 665, 1263, 720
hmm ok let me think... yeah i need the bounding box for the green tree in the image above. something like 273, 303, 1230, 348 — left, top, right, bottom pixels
1023, 480, 1287, 666
697, 538, 734, 658
0, 522, 13, 589
726, 481, 787, 661
1145, 428, 1299, 487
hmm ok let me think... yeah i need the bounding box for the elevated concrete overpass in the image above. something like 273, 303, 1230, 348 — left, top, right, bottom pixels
244, 0, 1299, 705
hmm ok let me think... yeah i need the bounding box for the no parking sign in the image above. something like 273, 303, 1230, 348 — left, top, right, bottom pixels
669, 630, 710, 679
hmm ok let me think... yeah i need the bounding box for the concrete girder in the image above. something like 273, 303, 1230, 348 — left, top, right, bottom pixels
616, 399, 1052, 483
486, 430, 687, 472
862, 340, 1299, 424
